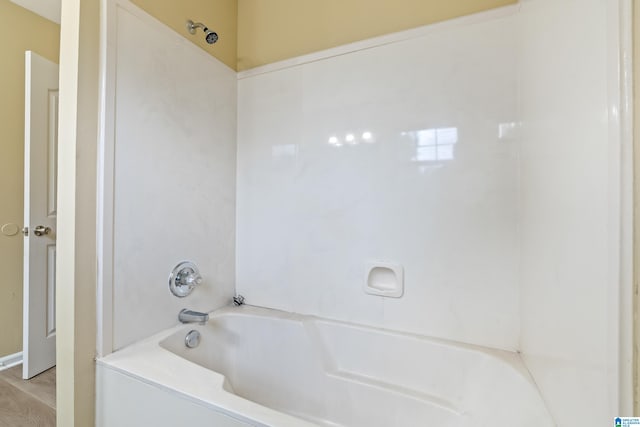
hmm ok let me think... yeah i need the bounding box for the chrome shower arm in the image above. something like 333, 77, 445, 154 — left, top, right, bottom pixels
186, 20, 207, 34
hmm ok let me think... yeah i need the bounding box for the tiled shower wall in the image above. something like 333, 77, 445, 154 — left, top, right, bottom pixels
111, 7, 237, 350
236, 11, 520, 350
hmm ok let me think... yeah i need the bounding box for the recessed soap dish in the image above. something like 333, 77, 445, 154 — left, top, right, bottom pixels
364, 261, 404, 298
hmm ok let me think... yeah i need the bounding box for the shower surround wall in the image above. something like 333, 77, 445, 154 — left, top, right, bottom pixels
110, 5, 237, 350
236, 10, 520, 351
96, 1, 633, 425
517, 0, 631, 424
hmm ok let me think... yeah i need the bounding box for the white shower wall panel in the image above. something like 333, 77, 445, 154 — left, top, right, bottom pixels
237, 13, 520, 350
518, 0, 627, 425
112, 7, 237, 350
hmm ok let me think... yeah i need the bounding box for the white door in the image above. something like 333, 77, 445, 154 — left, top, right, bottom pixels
23, 51, 58, 379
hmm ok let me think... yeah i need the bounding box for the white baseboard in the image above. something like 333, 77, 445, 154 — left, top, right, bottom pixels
0, 351, 23, 371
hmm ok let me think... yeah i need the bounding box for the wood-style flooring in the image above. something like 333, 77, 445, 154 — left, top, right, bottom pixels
0, 366, 55, 427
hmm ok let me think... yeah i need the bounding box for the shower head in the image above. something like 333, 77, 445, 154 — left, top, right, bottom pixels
205, 30, 219, 45
186, 19, 219, 45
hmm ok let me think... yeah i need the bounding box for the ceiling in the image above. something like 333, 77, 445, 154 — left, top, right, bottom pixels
10, 0, 60, 24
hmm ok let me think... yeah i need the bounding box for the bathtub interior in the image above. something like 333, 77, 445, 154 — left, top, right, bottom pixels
158, 306, 553, 427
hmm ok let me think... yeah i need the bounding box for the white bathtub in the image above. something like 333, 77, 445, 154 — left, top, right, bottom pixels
96, 306, 554, 427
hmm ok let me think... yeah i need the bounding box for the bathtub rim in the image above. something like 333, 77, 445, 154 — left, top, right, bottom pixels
97, 304, 550, 426
97, 319, 317, 427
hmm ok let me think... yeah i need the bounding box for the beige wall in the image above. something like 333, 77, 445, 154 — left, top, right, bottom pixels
130, 0, 237, 70
128, 0, 516, 71
237, 0, 517, 70
0, 0, 59, 358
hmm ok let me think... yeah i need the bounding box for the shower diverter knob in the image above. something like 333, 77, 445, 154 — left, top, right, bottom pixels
169, 261, 203, 297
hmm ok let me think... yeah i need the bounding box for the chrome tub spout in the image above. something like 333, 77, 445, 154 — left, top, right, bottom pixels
178, 309, 209, 325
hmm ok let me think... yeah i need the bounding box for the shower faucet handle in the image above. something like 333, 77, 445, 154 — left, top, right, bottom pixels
169, 261, 203, 297
184, 272, 203, 287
